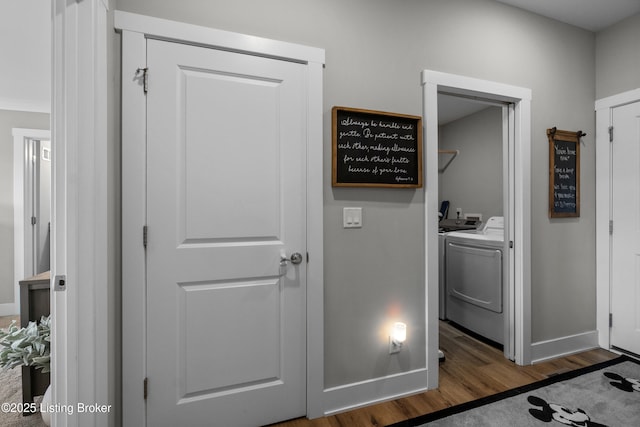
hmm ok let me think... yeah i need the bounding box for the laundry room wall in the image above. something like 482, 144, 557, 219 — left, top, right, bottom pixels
0, 110, 50, 309
115, 0, 597, 400
439, 106, 503, 222
595, 13, 640, 99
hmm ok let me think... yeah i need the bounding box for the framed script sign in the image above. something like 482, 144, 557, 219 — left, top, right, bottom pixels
548, 127, 582, 218
332, 106, 423, 188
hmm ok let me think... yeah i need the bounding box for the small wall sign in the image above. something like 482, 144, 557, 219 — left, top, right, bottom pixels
332, 106, 423, 188
548, 127, 583, 218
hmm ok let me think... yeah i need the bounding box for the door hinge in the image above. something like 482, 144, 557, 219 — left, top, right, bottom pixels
144, 377, 148, 400
509, 240, 514, 249
143, 225, 148, 248
136, 67, 148, 93
609, 220, 613, 235
307, 252, 309, 263
609, 313, 613, 328
609, 126, 614, 142
31, 216, 37, 226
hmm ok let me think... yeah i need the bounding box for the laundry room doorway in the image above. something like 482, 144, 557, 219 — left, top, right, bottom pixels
422, 70, 532, 387
437, 97, 508, 357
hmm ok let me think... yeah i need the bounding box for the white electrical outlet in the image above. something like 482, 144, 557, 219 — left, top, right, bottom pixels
389, 337, 402, 354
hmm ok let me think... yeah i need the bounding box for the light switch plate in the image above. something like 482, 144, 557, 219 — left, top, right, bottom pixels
343, 207, 362, 228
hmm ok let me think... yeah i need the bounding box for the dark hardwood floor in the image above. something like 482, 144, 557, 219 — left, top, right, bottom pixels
269, 321, 618, 427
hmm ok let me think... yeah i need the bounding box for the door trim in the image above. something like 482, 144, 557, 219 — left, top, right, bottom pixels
595, 88, 640, 351
51, 0, 110, 425
422, 70, 532, 380
11, 128, 50, 316
117, 11, 325, 424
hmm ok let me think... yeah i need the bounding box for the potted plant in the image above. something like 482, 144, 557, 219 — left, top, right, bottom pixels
0, 315, 51, 373
0, 315, 51, 425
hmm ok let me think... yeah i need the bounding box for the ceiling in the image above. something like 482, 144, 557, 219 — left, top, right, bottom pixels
438, 95, 494, 125
494, 0, 640, 32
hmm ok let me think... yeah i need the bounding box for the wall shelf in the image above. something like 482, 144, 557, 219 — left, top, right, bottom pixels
438, 149, 459, 172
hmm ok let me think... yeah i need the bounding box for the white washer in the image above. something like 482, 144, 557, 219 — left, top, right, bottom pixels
445, 217, 505, 344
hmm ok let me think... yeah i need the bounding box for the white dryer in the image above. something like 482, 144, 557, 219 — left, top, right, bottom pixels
438, 231, 447, 320
445, 217, 505, 344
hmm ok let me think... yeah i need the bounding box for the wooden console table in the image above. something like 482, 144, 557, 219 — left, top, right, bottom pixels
19, 271, 51, 412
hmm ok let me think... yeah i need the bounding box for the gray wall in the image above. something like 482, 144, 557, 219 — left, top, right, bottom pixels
595, 13, 640, 99
439, 106, 503, 221
0, 110, 49, 305
115, 0, 598, 387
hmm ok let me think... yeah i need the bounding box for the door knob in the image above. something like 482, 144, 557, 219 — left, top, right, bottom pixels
281, 252, 303, 265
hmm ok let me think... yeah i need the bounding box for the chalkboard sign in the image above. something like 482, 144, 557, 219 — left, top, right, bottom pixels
332, 106, 423, 188
548, 128, 581, 217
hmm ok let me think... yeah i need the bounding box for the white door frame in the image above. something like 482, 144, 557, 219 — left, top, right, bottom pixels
51, 0, 109, 425
422, 70, 532, 381
116, 11, 325, 424
10, 128, 50, 317
595, 88, 640, 351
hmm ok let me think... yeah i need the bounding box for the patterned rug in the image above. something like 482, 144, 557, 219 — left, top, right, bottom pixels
388, 356, 640, 427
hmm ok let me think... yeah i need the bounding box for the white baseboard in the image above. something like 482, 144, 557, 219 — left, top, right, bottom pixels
323, 368, 430, 416
531, 330, 599, 364
0, 303, 18, 317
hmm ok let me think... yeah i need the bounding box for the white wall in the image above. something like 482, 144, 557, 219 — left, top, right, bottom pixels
595, 13, 640, 99
0, 0, 50, 113
439, 106, 503, 221
0, 0, 51, 313
115, 0, 597, 394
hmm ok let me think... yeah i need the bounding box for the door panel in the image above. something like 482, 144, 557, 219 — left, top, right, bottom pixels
146, 39, 306, 427
611, 100, 640, 355
178, 279, 280, 396
180, 68, 281, 241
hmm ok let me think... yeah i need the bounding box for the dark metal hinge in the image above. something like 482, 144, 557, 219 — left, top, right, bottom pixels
609, 220, 613, 235
609, 313, 613, 328
609, 126, 614, 142
136, 67, 148, 93
144, 377, 148, 400
31, 216, 37, 226
143, 225, 148, 248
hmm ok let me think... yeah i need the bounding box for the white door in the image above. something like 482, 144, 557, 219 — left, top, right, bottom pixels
611, 100, 640, 355
34, 139, 51, 274
24, 138, 52, 277
145, 39, 307, 427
